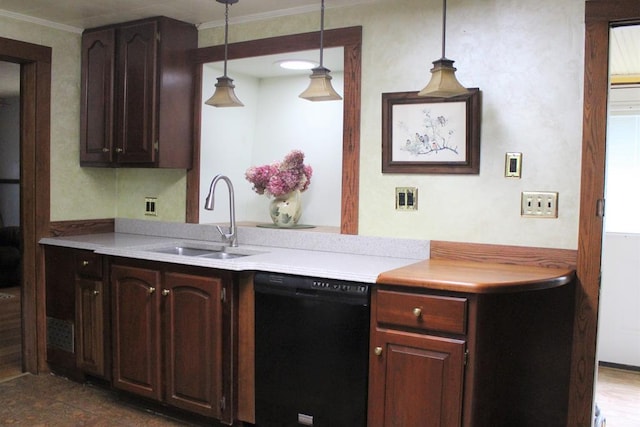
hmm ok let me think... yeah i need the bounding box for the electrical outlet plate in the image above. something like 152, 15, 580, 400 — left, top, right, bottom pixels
396, 187, 418, 210
521, 191, 558, 218
145, 197, 157, 216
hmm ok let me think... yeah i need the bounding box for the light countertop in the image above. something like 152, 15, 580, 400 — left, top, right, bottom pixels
40, 219, 574, 292
40, 220, 430, 283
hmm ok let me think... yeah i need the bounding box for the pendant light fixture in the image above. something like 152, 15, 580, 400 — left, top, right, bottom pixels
299, 0, 342, 102
418, 0, 468, 98
205, 0, 244, 107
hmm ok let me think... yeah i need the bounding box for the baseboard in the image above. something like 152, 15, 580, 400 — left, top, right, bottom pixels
598, 360, 640, 372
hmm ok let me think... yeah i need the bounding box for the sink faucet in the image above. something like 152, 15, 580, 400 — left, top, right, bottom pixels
204, 174, 238, 247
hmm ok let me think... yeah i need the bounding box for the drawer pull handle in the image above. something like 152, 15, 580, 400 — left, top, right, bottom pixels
413, 307, 422, 318
102, 147, 110, 153
148, 287, 156, 294
374, 347, 383, 356
82, 260, 89, 266
115, 148, 123, 153
162, 289, 170, 296
92, 290, 100, 296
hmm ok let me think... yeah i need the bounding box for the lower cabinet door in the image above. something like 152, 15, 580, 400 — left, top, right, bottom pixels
369, 329, 465, 427
75, 277, 105, 376
111, 264, 162, 401
163, 271, 224, 419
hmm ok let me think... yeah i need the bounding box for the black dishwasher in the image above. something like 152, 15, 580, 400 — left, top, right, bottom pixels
254, 272, 370, 427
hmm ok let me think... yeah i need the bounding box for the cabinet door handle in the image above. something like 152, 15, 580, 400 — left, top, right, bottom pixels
374, 347, 383, 356
148, 287, 156, 294
115, 148, 123, 153
413, 307, 422, 318
102, 147, 110, 153
162, 289, 170, 296
82, 260, 89, 266
92, 290, 100, 296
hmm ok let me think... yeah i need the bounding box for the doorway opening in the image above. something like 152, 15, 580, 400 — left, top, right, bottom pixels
0, 61, 22, 380
0, 36, 52, 377
594, 23, 640, 426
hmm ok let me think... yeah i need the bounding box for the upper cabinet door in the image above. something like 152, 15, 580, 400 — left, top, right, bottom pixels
80, 17, 196, 168
80, 28, 115, 165
115, 21, 158, 165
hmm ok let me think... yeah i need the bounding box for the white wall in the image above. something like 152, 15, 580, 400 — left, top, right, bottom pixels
198, 0, 585, 249
199, 64, 343, 227
1, 0, 586, 250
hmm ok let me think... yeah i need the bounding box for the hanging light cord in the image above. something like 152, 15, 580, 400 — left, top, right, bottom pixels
441, 0, 447, 59
223, 2, 230, 77
319, 0, 325, 67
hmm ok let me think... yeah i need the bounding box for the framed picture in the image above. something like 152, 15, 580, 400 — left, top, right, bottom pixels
382, 88, 481, 174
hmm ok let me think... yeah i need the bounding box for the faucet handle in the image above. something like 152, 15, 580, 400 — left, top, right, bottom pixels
215, 225, 234, 242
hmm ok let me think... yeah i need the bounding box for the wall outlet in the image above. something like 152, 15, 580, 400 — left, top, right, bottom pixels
145, 197, 157, 216
396, 187, 418, 210
521, 192, 558, 218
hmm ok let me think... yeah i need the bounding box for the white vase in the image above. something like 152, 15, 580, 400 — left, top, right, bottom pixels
269, 190, 302, 227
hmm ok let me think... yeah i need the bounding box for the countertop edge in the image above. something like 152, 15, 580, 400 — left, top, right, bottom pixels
376, 259, 576, 294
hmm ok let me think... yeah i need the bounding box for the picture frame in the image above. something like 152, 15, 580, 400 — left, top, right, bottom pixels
382, 88, 481, 174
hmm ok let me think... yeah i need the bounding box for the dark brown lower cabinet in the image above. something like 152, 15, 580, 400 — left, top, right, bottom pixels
45, 246, 108, 380
75, 277, 106, 376
369, 283, 575, 427
369, 330, 465, 427
369, 289, 467, 427
111, 259, 234, 423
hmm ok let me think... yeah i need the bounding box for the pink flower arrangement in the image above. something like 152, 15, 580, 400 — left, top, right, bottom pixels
245, 150, 313, 197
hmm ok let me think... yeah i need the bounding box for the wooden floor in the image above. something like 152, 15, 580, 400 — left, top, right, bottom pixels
596, 366, 640, 427
0, 286, 22, 380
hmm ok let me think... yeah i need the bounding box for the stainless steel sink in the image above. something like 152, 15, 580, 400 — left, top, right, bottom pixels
201, 251, 247, 260
152, 246, 224, 256
148, 244, 258, 259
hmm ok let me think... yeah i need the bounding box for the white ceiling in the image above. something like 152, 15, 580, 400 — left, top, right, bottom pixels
0, 0, 379, 32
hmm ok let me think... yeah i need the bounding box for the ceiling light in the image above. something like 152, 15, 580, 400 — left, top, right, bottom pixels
278, 60, 317, 71
418, 0, 468, 98
205, 0, 244, 108
299, 0, 342, 102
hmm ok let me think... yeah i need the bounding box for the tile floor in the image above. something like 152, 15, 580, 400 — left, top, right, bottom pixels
0, 374, 210, 426
1, 362, 638, 426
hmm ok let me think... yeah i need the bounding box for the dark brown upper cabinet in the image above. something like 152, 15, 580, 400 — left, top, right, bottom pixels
80, 17, 197, 168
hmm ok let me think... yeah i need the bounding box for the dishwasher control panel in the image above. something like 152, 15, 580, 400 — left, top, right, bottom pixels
254, 272, 370, 302
311, 279, 368, 295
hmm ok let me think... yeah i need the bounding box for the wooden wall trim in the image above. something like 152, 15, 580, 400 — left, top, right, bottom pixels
48, 218, 115, 237
430, 240, 577, 270
0, 35, 52, 375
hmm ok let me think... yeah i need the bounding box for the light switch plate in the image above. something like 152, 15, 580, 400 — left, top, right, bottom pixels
521, 191, 558, 218
505, 152, 522, 178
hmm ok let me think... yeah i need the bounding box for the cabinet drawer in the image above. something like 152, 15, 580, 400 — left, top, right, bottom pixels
74, 251, 103, 279
376, 289, 467, 335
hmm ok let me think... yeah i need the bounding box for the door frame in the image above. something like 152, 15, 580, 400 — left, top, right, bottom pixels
0, 37, 51, 374
569, 1, 640, 424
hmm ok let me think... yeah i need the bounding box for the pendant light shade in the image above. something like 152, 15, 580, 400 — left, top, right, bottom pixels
205, 0, 244, 107
299, 66, 342, 101
418, 0, 468, 98
299, 0, 342, 102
